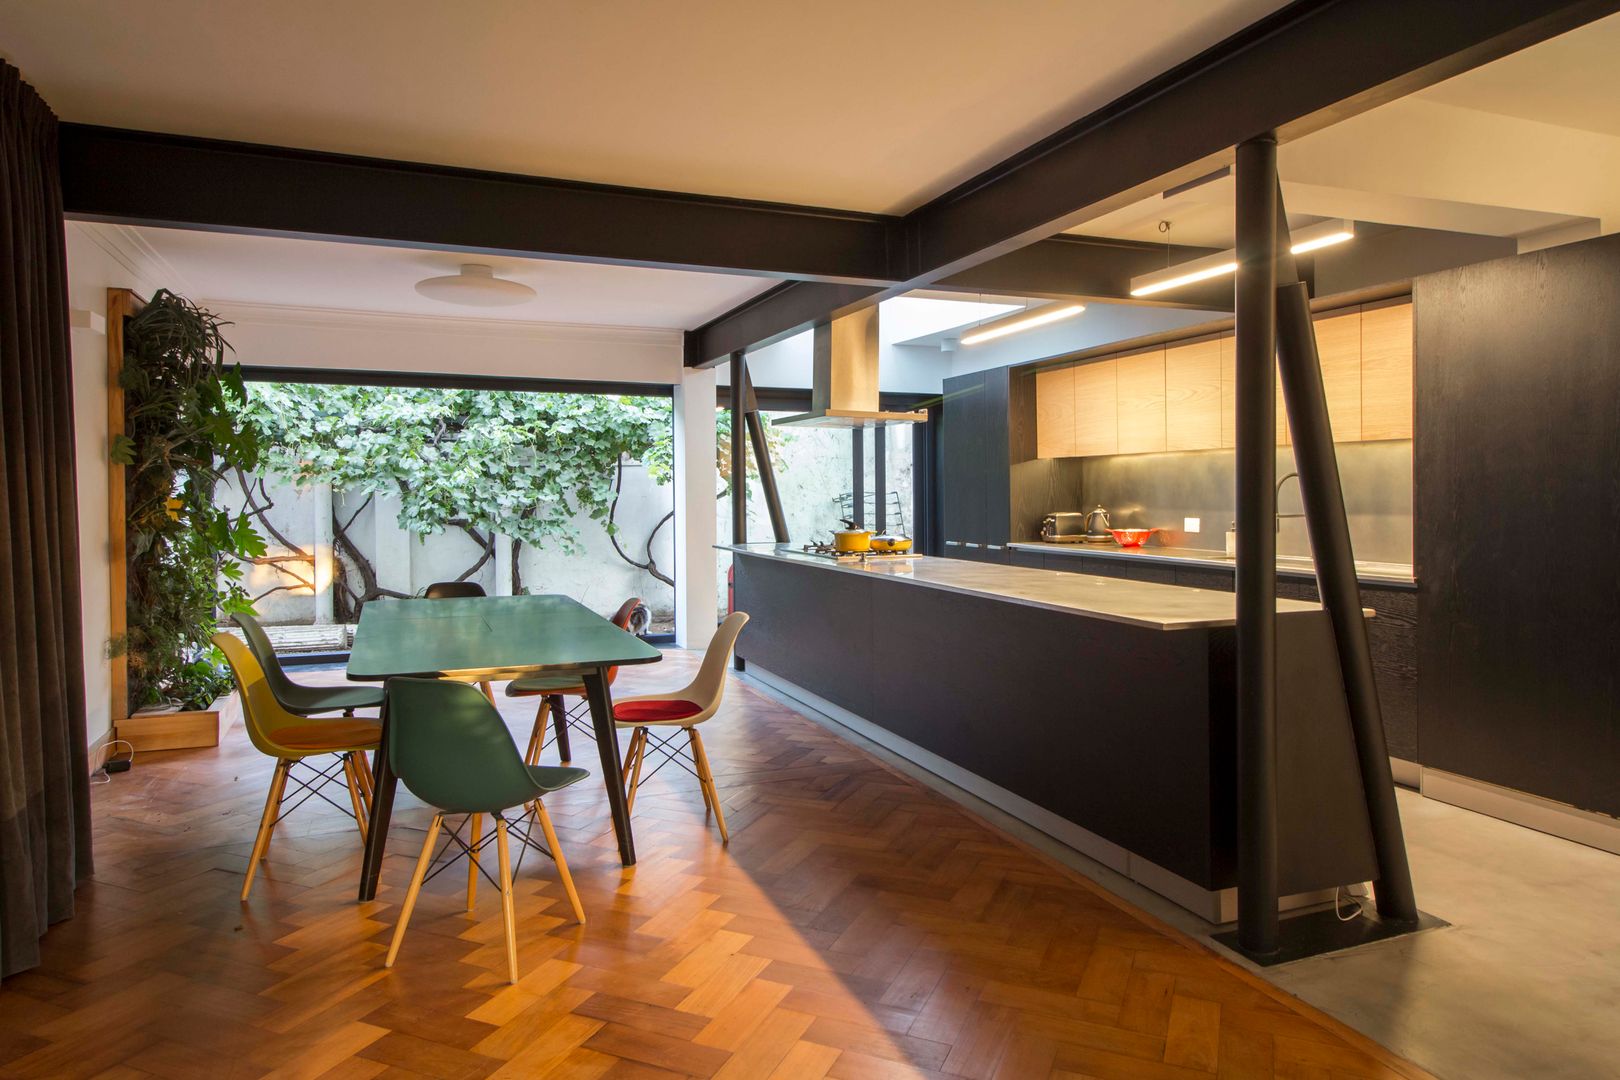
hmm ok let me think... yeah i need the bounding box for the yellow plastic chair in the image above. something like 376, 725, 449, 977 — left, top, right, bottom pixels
213, 633, 382, 901
612, 612, 748, 842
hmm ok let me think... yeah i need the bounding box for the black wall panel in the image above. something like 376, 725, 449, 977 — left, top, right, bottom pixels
1415, 233, 1620, 814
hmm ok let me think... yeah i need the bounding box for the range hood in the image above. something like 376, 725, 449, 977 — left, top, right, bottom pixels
775, 307, 928, 429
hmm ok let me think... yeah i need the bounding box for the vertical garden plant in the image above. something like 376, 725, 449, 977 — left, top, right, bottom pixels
113, 290, 265, 711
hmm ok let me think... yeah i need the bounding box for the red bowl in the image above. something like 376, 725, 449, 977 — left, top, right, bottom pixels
1109, 528, 1158, 548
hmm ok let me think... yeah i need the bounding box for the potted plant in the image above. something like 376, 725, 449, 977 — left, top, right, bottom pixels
111, 290, 265, 749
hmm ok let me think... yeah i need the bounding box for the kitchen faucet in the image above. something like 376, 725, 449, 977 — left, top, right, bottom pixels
1276, 471, 1305, 532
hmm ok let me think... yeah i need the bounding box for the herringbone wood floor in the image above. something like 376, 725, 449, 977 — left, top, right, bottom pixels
1, 651, 1432, 1079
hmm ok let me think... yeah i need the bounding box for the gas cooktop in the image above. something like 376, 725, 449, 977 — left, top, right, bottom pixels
800, 543, 921, 562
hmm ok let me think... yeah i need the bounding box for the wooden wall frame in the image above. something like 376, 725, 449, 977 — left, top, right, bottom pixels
106, 287, 139, 726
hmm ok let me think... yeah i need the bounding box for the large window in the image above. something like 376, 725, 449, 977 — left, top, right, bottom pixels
219, 379, 676, 650
716, 412, 916, 614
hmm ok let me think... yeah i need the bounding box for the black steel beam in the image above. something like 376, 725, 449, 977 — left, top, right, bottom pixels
1234, 135, 1279, 957
239, 365, 672, 398
689, 0, 1618, 362
851, 428, 866, 529
934, 234, 1222, 304
58, 123, 897, 283
904, 0, 1620, 280
874, 428, 887, 534
1275, 279, 1417, 923
740, 367, 789, 544
729, 352, 746, 545
686, 281, 886, 367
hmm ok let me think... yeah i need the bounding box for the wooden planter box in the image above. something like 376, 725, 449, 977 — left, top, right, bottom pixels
117, 708, 221, 752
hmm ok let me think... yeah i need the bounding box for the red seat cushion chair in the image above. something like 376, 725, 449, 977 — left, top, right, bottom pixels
612, 699, 703, 724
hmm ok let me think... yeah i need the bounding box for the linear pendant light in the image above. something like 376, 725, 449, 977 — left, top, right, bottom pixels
1129, 219, 1355, 297
960, 302, 1086, 346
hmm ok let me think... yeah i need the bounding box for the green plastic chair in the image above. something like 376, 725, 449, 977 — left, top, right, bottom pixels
233, 612, 384, 717
382, 676, 589, 984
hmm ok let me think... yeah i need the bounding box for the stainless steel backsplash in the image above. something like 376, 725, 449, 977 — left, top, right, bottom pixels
1014, 440, 1413, 565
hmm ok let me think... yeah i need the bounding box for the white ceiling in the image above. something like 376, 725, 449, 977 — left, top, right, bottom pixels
2, 0, 1285, 215
1069, 13, 1620, 251
1419, 14, 1620, 137
89, 224, 775, 328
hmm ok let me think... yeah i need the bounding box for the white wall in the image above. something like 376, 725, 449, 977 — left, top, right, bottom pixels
210, 301, 685, 384
672, 367, 718, 647
65, 224, 164, 750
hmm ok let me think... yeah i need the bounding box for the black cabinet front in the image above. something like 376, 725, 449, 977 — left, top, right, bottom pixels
940, 369, 1012, 559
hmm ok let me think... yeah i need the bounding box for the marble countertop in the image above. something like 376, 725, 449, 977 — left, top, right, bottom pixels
1008, 540, 1416, 586
721, 544, 1327, 631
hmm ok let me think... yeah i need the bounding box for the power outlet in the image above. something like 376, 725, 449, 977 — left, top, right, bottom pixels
1183, 517, 1201, 533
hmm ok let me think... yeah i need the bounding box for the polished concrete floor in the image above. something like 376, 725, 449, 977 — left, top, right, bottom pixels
760, 677, 1620, 1080
1271, 789, 1620, 1080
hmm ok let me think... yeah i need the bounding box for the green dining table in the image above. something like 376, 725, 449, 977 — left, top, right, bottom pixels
348, 594, 663, 900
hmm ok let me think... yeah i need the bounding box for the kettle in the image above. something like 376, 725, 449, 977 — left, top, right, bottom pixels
1082, 505, 1113, 543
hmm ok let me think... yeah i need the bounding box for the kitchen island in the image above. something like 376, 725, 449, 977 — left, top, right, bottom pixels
725, 543, 1379, 920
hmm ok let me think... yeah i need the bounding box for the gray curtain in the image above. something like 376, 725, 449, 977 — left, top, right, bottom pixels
0, 60, 93, 980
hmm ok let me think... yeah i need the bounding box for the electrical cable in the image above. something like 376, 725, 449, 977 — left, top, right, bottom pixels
91, 739, 136, 784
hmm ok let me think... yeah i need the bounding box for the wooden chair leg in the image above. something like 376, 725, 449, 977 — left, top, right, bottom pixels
689, 728, 728, 843
242, 759, 291, 901
625, 728, 648, 815
524, 698, 549, 767
686, 728, 715, 814
466, 813, 483, 911
342, 754, 369, 843
385, 813, 443, 969
480, 680, 496, 703
534, 799, 585, 924
495, 817, 519, 984
356, 751, 375, 801
550, 695, 572, 764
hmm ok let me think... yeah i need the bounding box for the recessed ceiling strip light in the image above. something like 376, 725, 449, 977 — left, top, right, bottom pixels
1129, 220, 1355, 297
960, 303, 1086, 346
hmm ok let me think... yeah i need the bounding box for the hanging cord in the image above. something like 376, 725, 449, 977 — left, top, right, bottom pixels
1335, 883, 1369, 922
90, 739, 136, 785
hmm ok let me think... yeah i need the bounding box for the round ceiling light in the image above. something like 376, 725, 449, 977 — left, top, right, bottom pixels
414, 263, 536, 307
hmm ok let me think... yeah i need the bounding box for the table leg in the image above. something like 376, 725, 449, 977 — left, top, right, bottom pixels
582, 667, 635, 866
549, 694, 572, 763
358, 690, 397, 901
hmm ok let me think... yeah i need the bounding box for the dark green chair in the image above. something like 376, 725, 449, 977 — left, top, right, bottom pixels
382, 676, 589, 984
233, 612, 384, 717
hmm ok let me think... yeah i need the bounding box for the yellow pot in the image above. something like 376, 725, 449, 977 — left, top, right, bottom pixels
870, 534, 913, 553
833, 528, 872, 552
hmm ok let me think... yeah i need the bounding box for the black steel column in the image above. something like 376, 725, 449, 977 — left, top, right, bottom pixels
874, 427, 887, 533
729, 351, 746, 545
851, 428, 866, 527
1275, 280, 1419, 923
741, 366, 789, 543
1234, 134, 1279, 956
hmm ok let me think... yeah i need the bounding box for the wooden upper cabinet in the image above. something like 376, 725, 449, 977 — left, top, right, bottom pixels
1312, 307, 1362, 442
1029, 297, 1412, 458
1220, 333, 1288, 448
1115, 349, 1167, 455
1164, 338, 1222, 452
1035, 366, 1078, 458
1072, 359, 1119, 456
1360, 299, 1414, 440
